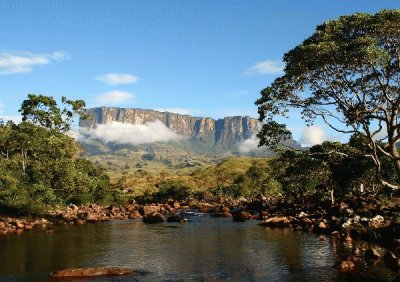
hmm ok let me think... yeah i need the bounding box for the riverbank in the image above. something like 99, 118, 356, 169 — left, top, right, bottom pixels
1, 194, 400, 249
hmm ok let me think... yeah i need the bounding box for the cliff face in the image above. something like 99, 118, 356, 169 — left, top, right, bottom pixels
80, 107, 259, 150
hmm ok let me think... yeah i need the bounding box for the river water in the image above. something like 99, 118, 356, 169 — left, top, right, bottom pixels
0, 215, 397, 281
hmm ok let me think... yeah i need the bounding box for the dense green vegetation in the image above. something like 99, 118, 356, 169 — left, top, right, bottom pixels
2, 11, 400, 214
0, 94, 397, 215
119, 137, 397, 205
0, 95, 111, 214
256, 10, 400, 190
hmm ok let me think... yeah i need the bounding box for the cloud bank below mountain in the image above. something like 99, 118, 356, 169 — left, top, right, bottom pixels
74, 121, 185, 145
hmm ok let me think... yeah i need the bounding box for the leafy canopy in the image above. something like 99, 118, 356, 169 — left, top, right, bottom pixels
19, 94, 88, 132
256, 10, 400, 189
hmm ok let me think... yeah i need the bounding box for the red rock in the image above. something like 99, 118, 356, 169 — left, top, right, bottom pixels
15, 220, 25, 229
128, 210, 142, 219
143, 205, 159, 215
259, 216, 291, 227
85, 213, 98, 223
173, 201, 180, 209
49, 267, 134, 278
232, 211, 252, 222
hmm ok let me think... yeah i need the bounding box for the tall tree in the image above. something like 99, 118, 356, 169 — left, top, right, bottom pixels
19, 94, 87, 132
256, 10, 400, 189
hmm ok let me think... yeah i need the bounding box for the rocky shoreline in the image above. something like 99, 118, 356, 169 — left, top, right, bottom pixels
2, 194, 400, 271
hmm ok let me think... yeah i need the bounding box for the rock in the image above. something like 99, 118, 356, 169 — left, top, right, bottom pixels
62, 213, 77, 222
142, 213, 164, 224
75, 219, 85, 225
334, 257, 355, 270
232, 211, 252, 222
384, 251, 400, 272
166, 214, 183, 223
318, 221, 327, 229
128, 210, 142, 219
344, 235, 352, 242
298, 211, 308, 218
69, 204, 79, 210
258, 211, 269, 220
220, 206, 231, 213
81, 108, 261, 152
319, 235, 327, 241
364, 248, 380, 261
258, 216, 292, 227
173, 201, 180, 209
353, 248, 362, 257
85, 213, 98, 223
142, 205, 159, 215
210, 212, 232, 218
49, 267, 134, 278
15, 220, 25, 229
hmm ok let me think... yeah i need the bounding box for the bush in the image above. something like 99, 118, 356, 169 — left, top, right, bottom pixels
153, 179, 192, 202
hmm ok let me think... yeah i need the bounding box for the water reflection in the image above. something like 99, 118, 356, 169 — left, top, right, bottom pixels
0, 216, 396, 281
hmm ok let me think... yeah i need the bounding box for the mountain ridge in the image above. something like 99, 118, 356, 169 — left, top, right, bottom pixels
79, 107, 260, 150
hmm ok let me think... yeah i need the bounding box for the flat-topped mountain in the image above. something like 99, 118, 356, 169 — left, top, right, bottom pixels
78, 107, 301, 171
80, 107, 260, 151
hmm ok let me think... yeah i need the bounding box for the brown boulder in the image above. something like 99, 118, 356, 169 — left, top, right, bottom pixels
49, 267, 134, 278
85, 213, 99, 223
142, 205, 159, 215
259, 216, 292, 227
232, 211, 252, 222
166, 214, 187, 223
128, 210, 142, 219
15, 220, 25, 229
142, 213, 164, 224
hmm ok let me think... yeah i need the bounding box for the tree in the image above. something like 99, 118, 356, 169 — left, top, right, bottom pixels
19, 94, 88, 132
256, 10, 400, 189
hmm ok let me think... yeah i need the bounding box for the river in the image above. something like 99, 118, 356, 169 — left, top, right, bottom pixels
0, 215, 397, 281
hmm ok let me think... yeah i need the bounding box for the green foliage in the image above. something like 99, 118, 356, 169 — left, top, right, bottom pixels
269, 137, 399, 200
0, 95, 111, 214
153, 179, 192, 202
19, 94, 88, 132
256, 9, 400, 189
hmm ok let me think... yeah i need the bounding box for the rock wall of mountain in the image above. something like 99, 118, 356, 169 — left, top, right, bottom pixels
79, 107, 259, 147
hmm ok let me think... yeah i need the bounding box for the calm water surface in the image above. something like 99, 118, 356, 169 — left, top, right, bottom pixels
0, 215, 397, 281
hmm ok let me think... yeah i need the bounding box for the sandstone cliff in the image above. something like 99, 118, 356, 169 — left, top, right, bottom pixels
79, 107, 259, 151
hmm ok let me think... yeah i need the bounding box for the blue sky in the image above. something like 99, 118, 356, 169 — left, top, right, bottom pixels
0, 0, 399, 143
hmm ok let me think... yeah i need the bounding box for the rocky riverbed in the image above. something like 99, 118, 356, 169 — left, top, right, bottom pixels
2, 194, 400, 257
2, 194, 400, 243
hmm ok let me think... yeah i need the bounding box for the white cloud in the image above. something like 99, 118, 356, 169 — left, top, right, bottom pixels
300, 126, 325, 146
93, 90, 135, 106
155, 108, 201, 116
0, 51, 67, 75
96, 73, 139, 85
239, 134, 260, 153
77, 121, 184, 145
0, 115, 22, 123
246, 60, 284, 75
